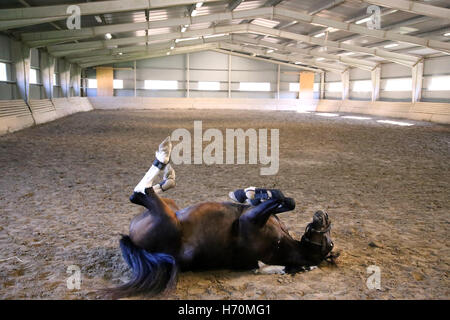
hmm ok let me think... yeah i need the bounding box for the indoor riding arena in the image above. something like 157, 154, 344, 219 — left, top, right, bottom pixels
0, 0, 449, 301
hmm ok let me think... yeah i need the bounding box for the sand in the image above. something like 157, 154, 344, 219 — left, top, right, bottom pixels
0, 109, 448, 300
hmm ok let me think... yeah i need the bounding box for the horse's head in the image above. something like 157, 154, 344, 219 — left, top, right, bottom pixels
298, 210, 334, 266
264, 209, 335, 273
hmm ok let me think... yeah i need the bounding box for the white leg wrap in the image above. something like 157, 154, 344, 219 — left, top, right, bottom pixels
151, 164, 176, 194
152, 183, 163, 194
133, 137, 172, 194
134, 165, 161, 194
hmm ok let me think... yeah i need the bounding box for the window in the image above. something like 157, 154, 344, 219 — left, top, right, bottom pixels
113, 79, 123, 89
198, 81, 220, 91
327, 82, 343, 92
0, 62, 7, 81
87, 79, 97, 89
145, 80, 178, 90
289, 83, 299, 92
239, 82, 270, 91
428, 76, 450, 91
377, 120, 414, 126
30, 68, 38, 84
384, 78, 412, 91
314, 83, 319, 92
352, 80, 372, 92
53, 73, 60, 86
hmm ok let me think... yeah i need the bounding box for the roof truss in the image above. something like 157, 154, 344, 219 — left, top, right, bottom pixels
0, 0, 447, 70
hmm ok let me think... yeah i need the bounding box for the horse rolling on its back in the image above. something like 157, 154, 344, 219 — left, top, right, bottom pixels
107, 137, 336, 298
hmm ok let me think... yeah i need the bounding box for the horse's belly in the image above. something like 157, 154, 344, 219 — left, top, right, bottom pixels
175, 202, 245, 270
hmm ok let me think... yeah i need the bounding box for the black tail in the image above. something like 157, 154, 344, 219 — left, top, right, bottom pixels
107, 235, 178, 299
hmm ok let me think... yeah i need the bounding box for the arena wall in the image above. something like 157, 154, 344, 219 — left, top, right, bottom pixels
0, 97, 93, 135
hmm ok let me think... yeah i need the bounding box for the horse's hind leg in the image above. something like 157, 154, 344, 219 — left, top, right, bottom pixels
131, 137, 176, 207
129, 188, 180, 253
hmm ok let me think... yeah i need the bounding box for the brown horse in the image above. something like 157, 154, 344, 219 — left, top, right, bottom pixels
108, 138, 336, 298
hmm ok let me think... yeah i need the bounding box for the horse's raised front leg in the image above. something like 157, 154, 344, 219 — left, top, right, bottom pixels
239, 199, 281, 229
232, 188, 296, 228
230, 188, 295, 214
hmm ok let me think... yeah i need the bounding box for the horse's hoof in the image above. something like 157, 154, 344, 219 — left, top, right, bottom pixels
282, 197, 296, 210
229, 189, 247, 203
268, 189, 285, 201
155, 136, 172, 164
129, 192, 145, 206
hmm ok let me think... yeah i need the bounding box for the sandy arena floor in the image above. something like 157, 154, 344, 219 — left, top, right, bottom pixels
0, 109, 449, 300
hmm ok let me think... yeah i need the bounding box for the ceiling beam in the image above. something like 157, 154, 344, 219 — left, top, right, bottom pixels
48, 22, 419, 67
247, 24, 419, 66
357, 0, 450, 21
20, 7, 273, 46
79, 43, 220, 68
59, 31, 375, 72
20, 6, 448, 55
227, 0, 243, 11
18, 6, 423, 66
231, 34, 378, 71
48, 25, 247, 56
78, 42, 323, 72
46, 23, 410, 68
213, 49, 323, 72
67, 36, 230, 63
274, 7, 450, 54
308, 0, 345, 15
219, 42, 345, 73
0, 0, 223, 30
72, 39, 328, 72
263, 0, 284, 6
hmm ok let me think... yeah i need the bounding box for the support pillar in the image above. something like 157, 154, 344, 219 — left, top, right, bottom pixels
40, 51, 55, 99
71, 64, 81, 97
134, 60, 137, 97
341, 69, 350, 100
228, 54, 231, 98
371, 66, 381, 102
186, 53, 190, 98
11, 41, 31, 103
277, 64, 280, 100
60, 60, 71, 98
412, 60, 424, 103
320, 72, 325, 99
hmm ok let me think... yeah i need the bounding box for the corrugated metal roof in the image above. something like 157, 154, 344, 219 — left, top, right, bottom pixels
1, 0, 449, 69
